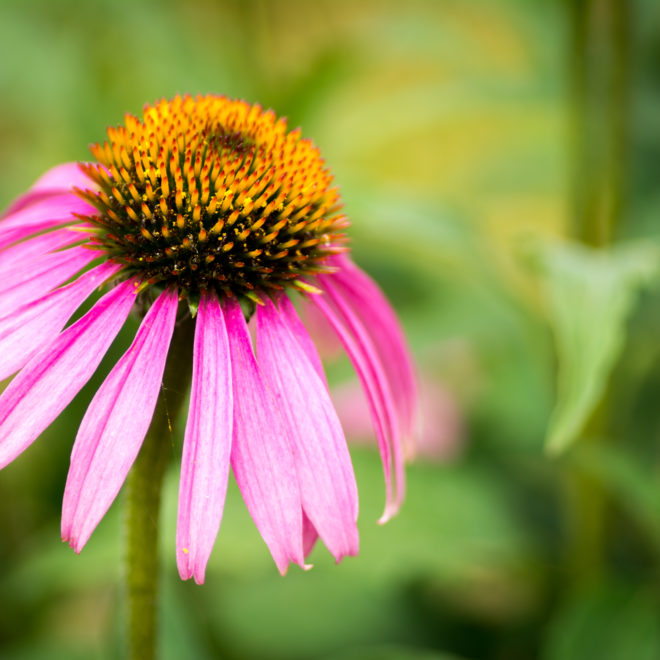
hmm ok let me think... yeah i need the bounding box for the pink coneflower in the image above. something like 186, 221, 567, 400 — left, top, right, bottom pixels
0, 95, 416, 583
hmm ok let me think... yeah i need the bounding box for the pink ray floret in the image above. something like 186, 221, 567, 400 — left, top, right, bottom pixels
3, 163, 96, 216
0, 194, 94, 249
0, 245, 98, 312
0, 279, 137, 469
224, 297, 307, 574
256, 298, 359, 561
62, 288, 179, 551
177, 292, 233, 584
0, 262, 120, 381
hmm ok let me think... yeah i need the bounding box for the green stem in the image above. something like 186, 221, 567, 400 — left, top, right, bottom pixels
565, 0, 630, 587
564, 399, 609, 585
570, 0, 630, 247
123, 314, 194, 660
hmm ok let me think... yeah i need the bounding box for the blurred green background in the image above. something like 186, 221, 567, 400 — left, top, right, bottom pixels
1, 0, 660, 658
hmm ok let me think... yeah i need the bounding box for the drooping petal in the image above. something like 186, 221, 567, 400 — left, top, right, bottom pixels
2, 163, 93, 217
257, 298, 359, 561
0, 194, 91, 249
0, 228, 80, 278
62, 288, 179, 552
330, 256, 418, 442
321, 276, 405, 513
0, 279, 137, 469
224, 296, 305, 574
276, 295, 327, 385
0, 246, 98, 311
177, 292, 233, 584
0, 262, 121, 381
312, 281, 404, 522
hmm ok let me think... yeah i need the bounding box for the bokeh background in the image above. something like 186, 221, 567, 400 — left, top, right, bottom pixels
1, 0, 660, 658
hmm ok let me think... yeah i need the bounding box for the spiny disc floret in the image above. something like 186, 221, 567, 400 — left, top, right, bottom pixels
76, 95, 348, 300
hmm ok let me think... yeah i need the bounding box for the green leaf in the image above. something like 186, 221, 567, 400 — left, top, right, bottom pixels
535, 240, 659, 454
543, 581, 660, 660
321, 645, 464, 660
568, 442, 660, 553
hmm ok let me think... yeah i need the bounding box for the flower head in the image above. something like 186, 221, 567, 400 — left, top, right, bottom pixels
76, 95, 347, 302
0, 95, 417, 582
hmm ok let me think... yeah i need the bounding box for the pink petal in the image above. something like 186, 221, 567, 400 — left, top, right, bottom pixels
277, 295, 327, 385
31, 163, 93, 191
0, 194, 92, 249
312, 281, 403, 522
177, 291, 233, 584
2, 163, 93, 217
302, 511, 319, 558
224, 296, 305, 574
0, 244, 90, 293
257, 298, 359, 561
0, 246, 98, 312
0, 262, 121, 381
330, 256, 418, 441
0, 228, 80, 278
0, 193, 91, 230
62, 288, 179, 552
0, 279, 137, 469
321, 276, 406, 513
32, 162, 93, 192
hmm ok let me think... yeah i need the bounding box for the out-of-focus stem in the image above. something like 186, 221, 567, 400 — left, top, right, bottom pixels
570, 0, 630, 247
565, 0, 630, 585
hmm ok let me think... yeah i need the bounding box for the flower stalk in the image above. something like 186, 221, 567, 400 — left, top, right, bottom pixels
566, 0, 631, 585
570, 0, 630, 247
123, 313, 194, 660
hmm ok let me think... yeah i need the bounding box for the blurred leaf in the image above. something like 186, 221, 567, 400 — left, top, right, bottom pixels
0, 643, 95, 660
569, 443, 660, 553
321, 644, 464, 660
543, 581, 660, 660
535, 240, 660, 454
161, 578, 214, 660
344, 188, 480, 280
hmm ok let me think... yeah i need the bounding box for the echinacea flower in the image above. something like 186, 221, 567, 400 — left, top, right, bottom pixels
0, 95, 416, 583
